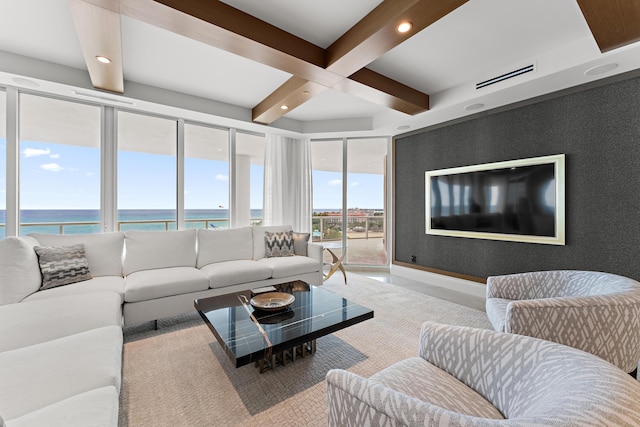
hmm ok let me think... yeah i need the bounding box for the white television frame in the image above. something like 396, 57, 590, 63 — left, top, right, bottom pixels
425, 154, 565, 245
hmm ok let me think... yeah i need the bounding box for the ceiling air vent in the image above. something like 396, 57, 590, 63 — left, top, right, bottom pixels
476, 64, 535, 90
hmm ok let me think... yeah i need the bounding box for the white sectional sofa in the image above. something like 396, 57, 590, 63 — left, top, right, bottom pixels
0, 225, 322, 426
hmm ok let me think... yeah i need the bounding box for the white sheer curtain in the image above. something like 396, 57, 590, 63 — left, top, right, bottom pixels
262, 135, 313, 232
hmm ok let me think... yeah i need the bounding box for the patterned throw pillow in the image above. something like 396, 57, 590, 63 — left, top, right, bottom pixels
264, 230, 294, 258
33, 244, 92, 290
292, 232, 310, 256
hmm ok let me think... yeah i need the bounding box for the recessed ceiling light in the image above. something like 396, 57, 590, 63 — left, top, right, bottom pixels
464, 103, 484, 111
397, 22, 412, 33
280, 105, 289, 110
397, 125, 410, 130
12, 77, 39, 88
96, 55, 111, 64
584, 63, 618, 76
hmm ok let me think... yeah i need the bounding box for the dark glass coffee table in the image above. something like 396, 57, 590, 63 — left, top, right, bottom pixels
194, 282, 374, 373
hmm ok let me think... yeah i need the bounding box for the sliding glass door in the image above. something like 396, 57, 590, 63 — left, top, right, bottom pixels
311, 137, 388, 266
346, 138, 387, 265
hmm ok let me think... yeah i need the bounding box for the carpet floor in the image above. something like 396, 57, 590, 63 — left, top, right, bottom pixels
118, 273, 491, 426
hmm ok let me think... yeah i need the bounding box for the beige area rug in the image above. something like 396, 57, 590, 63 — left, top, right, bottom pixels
119, 273, 491, 427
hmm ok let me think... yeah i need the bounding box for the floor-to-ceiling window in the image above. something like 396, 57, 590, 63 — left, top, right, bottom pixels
2, 84, 389, 248
236, 131, 264, 226
184, 123, 229, 229
19, 94, 101, 235
117, 111, 177, 231
0, 90, 5, 238
346, 138, 387, 265
311, 137, 388, 266
311, 139, 345, 263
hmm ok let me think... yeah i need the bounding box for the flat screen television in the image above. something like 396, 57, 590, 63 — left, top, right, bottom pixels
425, 154, 565, 245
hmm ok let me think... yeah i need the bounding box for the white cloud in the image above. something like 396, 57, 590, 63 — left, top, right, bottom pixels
50, 154, 60, 159
23, 148, 51, 158
351, 181, 360, 187
40, 163, 64, 172
86, 172, 95, 176
216, 174, 229, 181
329, 179, 342, 186
68, 167, 80, 172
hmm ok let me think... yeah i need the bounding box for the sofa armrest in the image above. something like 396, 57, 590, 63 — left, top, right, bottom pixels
326, 369, 480, 426
505, 295, 640, 372
307, 242, 323, 265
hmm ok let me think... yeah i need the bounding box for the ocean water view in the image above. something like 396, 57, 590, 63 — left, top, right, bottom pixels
0, 208, 346, 238
0, 209, 265, 237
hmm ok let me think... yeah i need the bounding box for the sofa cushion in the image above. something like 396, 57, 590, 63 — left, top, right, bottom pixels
33, 244, 92, 290
370, 356, 504, 419
0, 292, 122, 353
124, 266, 209, 303
252, 225, 292, 260
0, 236, 41, 305
200, 260, 273, 288
124, 229, 197, 275
0, 325, 122, 420
196, 227, 252, 268
257, 256, 320, 279
22, 276, 125, 303
29, 232, 124, 277
265, 230, 295, 258
293, 232, 310, 256
485, 298, 511, 332
4, 386, 119, 427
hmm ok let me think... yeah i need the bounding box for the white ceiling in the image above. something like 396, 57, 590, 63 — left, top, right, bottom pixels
1, 0, 639, 137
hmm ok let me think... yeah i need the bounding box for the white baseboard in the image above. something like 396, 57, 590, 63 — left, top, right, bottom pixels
390, 265, 486, 299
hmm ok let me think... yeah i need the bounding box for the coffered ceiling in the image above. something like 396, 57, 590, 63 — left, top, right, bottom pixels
0, 0, 639, 136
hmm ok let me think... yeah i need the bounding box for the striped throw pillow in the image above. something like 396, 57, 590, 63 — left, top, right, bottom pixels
34, 244, 92, 290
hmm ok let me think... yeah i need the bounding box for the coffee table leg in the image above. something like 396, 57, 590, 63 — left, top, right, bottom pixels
254, 340, 317, 373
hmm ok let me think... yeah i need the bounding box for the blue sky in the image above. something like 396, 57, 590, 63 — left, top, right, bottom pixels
2, 139, 384, 211
313, 170, 383, 210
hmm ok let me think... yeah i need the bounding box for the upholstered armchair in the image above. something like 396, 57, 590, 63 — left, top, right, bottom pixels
486, 270, 640, 373
326, 322, 640, 426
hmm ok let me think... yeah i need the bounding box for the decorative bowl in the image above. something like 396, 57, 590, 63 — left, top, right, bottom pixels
250, 292, 295, 311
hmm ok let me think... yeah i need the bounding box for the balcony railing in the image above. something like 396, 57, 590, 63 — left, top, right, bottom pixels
6, 218, 262, 235
312, 215, 385, 242
313, 215, 387, 265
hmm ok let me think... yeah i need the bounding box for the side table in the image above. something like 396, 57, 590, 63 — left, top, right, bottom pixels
322, 242, 347, 284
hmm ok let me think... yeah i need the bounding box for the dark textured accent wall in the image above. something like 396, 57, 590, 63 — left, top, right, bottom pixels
394, 75, 640, 281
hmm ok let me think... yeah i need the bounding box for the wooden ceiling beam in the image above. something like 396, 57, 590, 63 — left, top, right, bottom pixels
113, 0, 466, 123
335, 68, 429, 115
326, 0, 467, 77
120, 0, 343, 88
69, 0, 124, 93
257, 0, 464, 123
577, 0, 640, 52
252, 77, 328, 124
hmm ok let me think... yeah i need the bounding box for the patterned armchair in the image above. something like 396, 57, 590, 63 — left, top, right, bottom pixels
486, 270, 640, 373
326, 322, 640, 426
